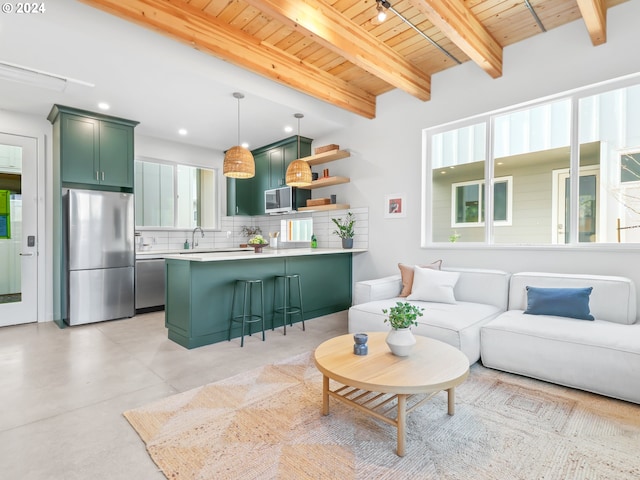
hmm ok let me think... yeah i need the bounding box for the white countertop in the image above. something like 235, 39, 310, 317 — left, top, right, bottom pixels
163, 247, 367, 262
136, 247, 252, 259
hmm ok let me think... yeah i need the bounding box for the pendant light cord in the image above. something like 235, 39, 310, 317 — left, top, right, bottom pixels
297, 115, 300, 158
232, 92, 245, 147
294, 113, 304, 159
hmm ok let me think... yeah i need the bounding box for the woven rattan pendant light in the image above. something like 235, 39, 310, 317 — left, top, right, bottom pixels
223, 92, 255, 179
285, 113, 312, 186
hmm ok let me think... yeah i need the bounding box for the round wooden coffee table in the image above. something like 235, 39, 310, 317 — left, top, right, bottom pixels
314, 332, 470, 456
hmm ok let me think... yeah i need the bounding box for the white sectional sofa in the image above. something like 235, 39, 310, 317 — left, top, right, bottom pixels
481, 272, 640, 404
348, 268, 511, 364
349, 269, 640, 404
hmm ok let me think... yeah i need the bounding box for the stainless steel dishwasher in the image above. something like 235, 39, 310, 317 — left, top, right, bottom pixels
135, 257, 165, 312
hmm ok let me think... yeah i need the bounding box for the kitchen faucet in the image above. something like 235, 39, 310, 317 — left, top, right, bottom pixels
192, 226, 204, 249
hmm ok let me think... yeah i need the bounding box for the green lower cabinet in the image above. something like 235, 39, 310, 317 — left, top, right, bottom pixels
165, 253, 352, 349
285, 255, 352, 317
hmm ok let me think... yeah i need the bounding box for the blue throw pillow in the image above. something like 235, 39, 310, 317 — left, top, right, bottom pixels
524, 286, 595, 320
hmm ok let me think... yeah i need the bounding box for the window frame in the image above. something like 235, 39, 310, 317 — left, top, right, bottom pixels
134, 155, 221, 230
450, 176, 513, 228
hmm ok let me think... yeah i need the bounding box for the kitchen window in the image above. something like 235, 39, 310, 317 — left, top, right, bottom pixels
135, 158, 219, 229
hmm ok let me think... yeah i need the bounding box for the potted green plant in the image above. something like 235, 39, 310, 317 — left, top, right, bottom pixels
331, 211, 355, 249
382, 301, 424, 356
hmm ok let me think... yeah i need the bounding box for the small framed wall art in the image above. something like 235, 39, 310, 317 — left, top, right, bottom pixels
384, 193, 406, 218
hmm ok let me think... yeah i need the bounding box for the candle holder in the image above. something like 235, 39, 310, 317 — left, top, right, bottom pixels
353, 333, 368, 355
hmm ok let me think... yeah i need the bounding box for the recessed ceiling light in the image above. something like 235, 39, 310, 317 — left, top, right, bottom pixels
241, 142, 249, 149
178, 128, 188, 136
98, 102, 110, 110
284, 125, 293, 133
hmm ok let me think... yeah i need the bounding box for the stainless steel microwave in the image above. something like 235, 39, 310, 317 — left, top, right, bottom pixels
265, 186, 293, 214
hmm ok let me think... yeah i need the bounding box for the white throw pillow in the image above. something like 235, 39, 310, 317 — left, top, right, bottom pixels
407, 267, 460, 304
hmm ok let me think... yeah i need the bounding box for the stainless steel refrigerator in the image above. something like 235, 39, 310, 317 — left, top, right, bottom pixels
65, 188, 135, 325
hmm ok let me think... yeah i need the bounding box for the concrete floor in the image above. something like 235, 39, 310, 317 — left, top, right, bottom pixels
0, 311, 349, 479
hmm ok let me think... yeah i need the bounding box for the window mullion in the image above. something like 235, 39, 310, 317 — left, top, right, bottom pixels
568, 96, 580, 244
485, 117, 495, 243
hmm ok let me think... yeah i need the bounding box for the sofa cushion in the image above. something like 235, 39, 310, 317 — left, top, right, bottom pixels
349, 298, 503, 363
398, 260, 442, 297
407, 267, 459, 304
481, 310, 640, 404
524, 286, 594, 320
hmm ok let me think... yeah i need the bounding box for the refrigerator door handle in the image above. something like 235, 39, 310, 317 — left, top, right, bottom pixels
19, 252, 35, 257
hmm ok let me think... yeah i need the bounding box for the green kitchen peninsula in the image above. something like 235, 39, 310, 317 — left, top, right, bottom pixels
164, 248, 365, 348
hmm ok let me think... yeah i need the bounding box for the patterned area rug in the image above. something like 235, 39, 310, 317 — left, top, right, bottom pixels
124, 352, 640, 479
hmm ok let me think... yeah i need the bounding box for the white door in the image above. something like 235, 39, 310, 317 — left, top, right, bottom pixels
0, 133, 37, 326
554, 166, 599, 244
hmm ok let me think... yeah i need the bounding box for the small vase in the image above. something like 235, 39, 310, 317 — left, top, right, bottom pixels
341, 238, 353, 249
385, 328, 416, 357
353, 333, 368, 355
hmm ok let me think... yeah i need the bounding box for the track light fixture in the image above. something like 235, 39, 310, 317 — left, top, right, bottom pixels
376, 0, 391, 22
373, 0, 461, 65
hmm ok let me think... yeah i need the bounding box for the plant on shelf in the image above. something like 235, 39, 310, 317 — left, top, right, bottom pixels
382, 301, 424, 330
382, 301, 424, 356
331, 211, 355, 248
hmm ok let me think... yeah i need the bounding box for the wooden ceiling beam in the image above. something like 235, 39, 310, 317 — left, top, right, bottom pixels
244, 0, 431, 101
576, 0, 607, 46
406, 0, 502, 79
79, 0, 376, 118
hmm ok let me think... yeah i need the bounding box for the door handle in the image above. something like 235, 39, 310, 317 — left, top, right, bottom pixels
19, 252, 35, 257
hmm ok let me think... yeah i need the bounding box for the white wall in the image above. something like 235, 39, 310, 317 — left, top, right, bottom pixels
135, 134, 224, 168
312, 1, 640, 315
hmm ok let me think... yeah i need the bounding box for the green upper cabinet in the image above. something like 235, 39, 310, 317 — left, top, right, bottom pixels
99, 121, 135, 187
227, 136, 312, 216
48, 105, 138, 190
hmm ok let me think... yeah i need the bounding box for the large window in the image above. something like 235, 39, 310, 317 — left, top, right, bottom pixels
425, 76, 640, 245
135, 158, 219, 229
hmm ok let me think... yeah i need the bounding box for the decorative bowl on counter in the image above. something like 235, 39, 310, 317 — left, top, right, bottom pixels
248, 235, 268, 253
249, 243, 268, 253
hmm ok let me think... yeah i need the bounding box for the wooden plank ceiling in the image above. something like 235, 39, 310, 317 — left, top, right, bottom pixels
80, 0, 626, 119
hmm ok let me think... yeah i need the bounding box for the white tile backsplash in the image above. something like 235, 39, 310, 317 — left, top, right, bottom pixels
135, 207, 368, 251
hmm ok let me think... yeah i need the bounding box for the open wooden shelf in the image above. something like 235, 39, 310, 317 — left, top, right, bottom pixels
297, 203, 350, 212
302, 149, 350, 166
299, 176, 350, 190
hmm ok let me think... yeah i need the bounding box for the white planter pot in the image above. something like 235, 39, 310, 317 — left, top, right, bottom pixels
385, 328, 416, 357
